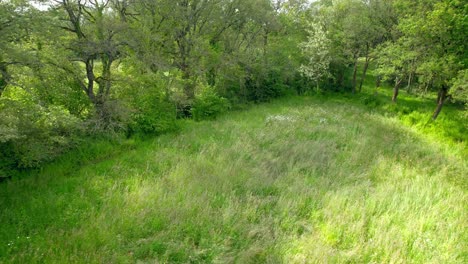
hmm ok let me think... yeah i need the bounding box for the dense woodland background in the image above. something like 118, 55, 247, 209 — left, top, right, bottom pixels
0, 0, 466, 176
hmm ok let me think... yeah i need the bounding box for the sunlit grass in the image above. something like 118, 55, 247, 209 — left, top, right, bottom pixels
1, 96, 466, 263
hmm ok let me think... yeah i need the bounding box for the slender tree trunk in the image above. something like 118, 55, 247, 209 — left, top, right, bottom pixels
352, 55, 358, 94
175, 26, 194, 101
432, 85, 449, 120
392, 76, 402, 102
263, 28, 269, 66
207, 68, 216, 86
358, 44, 370, 92
407, 71, 413, 93
359, 58, 370, 92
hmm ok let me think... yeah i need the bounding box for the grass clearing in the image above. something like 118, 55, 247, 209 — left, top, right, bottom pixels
1, 96, 467, 263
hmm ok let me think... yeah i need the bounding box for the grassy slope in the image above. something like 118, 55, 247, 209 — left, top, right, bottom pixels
1, 95, 466, 263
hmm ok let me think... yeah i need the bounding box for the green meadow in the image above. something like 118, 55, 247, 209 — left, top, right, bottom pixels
1, 0, 467, 263
1, 95, 466, 263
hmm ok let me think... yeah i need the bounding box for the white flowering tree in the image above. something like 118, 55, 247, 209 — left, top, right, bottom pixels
299, 22, 331, 91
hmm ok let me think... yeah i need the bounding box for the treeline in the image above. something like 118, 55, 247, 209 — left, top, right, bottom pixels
0, 0, 466, 176
300, 0, 467, 119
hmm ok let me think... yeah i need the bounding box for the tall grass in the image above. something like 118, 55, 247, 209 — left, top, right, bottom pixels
0, 96, 466, 263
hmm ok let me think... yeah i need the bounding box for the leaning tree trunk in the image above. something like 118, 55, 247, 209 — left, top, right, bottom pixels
432, 85, 449, 120
392, 76, 402, 103
358, 43, 370, 92
358, 58, 370, 93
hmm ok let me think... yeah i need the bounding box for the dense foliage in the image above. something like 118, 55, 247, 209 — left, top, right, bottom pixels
0, 0, 466, 175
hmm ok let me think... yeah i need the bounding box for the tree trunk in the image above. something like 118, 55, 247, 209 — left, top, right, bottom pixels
376, 75, 381, 88
358, 44, 370, 92
407, 71, 413, 93
351, 55, 358, 94
207, 67, 216, 86
432, 85, 449, 120
374, 75, 381, 96
181, 66, 195, 101
359, 58, 369, 92
99, 55, 112, 98
85, 59, 97, 104
263, 28, 269, 66
95, 55, 113, 120
392, 76, 402, 102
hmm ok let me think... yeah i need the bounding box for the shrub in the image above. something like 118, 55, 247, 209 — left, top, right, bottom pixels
114, 72, 178, 135
0, 98, 83, 177
246, 74, 289, 102
192, 85, 230, 121
129, 97, 177, 135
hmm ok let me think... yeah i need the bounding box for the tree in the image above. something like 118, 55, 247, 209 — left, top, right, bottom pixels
45, 0, 130, 121
0, 0, 33, 97
310, 0, 396, 92
299, 22, 331, 91
376, 38, 417, 102
390, 0, 467, 119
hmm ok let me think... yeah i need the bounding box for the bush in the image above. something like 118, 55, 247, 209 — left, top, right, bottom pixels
192, 85, 230, 121
129, 97, 177, 135
114, 72, 178, 135
0, 98, 83, 177
246, 73, 290, 102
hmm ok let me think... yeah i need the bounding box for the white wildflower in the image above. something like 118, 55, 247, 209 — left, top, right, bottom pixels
266, 115, 296, 123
